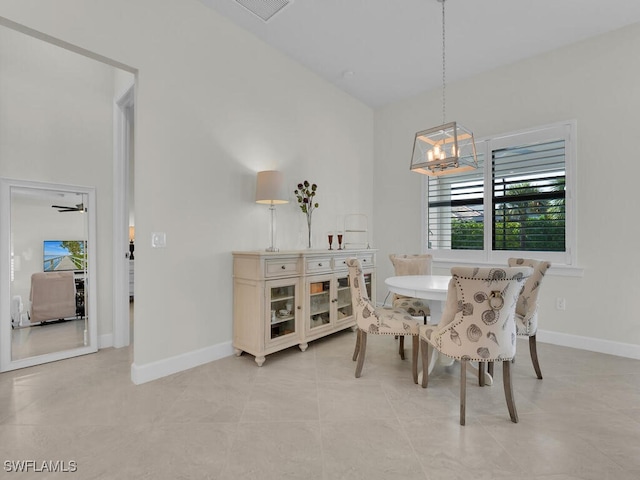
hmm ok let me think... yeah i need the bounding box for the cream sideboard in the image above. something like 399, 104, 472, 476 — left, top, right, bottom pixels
232, 249, 376, 366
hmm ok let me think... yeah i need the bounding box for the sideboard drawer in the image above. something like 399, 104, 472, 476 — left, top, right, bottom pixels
358, 253, 375, 268
265, 259, 299, 277
333, 256, 350, 270
334, 253, 375, 270
306, 257, 332, 273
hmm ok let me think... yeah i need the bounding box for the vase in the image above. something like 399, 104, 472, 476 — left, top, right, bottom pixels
307, 218, 312, 248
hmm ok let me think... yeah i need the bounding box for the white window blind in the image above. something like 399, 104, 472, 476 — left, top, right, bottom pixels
427, 160, 485, 250
492, 139, 566, 251
425, 122, 575, 265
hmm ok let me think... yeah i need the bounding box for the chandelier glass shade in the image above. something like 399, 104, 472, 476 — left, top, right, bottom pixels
410, 121, 477, 176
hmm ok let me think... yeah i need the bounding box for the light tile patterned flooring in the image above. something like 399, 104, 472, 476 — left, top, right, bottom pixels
1, 331, 640, 479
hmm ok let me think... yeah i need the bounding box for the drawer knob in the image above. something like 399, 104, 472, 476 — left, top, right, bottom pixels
281, 265, 286, 269
318, 263, 323, 267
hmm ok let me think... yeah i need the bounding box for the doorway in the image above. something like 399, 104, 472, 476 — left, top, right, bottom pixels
114, 83, 135, 348
0, 20, 137, 369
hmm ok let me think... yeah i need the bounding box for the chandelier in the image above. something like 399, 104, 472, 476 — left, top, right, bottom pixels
410, 0, 478, 177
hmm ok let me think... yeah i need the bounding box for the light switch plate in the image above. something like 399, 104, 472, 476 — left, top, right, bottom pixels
151, 232, 166, 248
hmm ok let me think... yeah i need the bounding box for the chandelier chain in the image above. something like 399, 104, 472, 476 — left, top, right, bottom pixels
441, 0, 446, 125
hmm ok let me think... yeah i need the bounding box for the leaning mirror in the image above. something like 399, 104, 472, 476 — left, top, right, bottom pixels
0, 178, 97, 372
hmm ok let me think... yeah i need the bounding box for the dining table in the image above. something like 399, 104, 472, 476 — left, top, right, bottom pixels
384, 274, 493, 385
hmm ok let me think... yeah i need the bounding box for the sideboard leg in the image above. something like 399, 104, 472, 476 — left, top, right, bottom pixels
255, 356, 266, 366
234, 348, 243, 357
299, 343, 309, 352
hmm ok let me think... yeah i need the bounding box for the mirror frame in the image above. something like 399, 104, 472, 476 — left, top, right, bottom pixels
0, 177, 98, 372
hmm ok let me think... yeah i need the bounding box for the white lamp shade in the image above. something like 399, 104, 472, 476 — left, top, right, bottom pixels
255, 170, 288, 204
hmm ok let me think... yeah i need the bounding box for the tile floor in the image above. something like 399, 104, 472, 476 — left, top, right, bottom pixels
1, 331, 640, 479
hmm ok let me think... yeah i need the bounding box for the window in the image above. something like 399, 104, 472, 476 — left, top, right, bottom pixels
425, 122, 576, 266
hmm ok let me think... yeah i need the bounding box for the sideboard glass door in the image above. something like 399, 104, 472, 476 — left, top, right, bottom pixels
336, 275, 352, 321
268, 282, 296, 341
308, 279, 331, 331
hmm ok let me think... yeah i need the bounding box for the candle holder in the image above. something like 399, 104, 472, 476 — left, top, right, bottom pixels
327, 233, 334, 250
337, 232, 343, 250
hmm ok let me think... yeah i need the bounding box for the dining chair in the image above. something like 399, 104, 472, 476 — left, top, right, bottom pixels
347, 258, 421, 383
388, 253, 432, 359
419, 266, 533, 425
506, 257, 552, 379
388, 254, 432, 322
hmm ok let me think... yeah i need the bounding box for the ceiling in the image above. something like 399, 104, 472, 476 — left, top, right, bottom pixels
198, 0, 640, 107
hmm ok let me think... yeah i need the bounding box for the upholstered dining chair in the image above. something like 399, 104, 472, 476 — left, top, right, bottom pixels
506, 257, 552, 379
388, 253, 432, 359
420, 266, 532, 425
347, 258, 421, 383
388, 254, 432, 322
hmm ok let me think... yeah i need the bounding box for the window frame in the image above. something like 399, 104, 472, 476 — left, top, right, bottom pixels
423, 120, 578, 268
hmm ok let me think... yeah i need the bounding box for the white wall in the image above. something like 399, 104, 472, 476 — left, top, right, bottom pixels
374, 22, 640, 354
0, 26, 116, 339
0, 0, 374, 380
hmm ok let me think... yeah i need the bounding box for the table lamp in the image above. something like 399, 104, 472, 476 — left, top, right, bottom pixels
255, 170, 288, 252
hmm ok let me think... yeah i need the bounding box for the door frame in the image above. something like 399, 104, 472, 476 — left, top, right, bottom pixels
113, 83, 135, 348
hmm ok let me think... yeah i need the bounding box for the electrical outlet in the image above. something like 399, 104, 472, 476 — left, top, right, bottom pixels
556, 297, 566, 311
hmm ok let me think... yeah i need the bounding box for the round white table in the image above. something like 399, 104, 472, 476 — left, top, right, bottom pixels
385, 274, 493, 385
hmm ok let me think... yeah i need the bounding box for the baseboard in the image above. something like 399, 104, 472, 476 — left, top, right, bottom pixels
98, 333, 113, 349
126, 330, 639, 385
537, 329, 640, 360
130, 341, 234, 385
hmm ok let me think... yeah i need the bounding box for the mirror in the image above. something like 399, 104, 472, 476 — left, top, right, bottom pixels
0, 178, 97, 371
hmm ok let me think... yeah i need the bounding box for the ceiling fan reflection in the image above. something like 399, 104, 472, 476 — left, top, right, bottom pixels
51, 203, 86, 213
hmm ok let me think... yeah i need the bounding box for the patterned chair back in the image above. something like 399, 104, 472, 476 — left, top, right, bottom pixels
428, 266, 532, 362
347, 257, 369, 303
346, 258, 372, 327
507, 258, 551, 335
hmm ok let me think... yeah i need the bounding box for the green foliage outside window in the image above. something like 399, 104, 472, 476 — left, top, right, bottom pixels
451, 181, 565, 252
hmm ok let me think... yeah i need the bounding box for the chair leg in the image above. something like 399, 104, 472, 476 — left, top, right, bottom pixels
355, 330, 367, 378
478, 362, 485, 387
503, 360, 519, 423
411, 336, 419, 384
420, 338, 429, 388
460, 359, 467, 426
529, 334, 543, 379
352, 328, 361, 361
399, 335, 405, 360
488, 361, 494, 378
